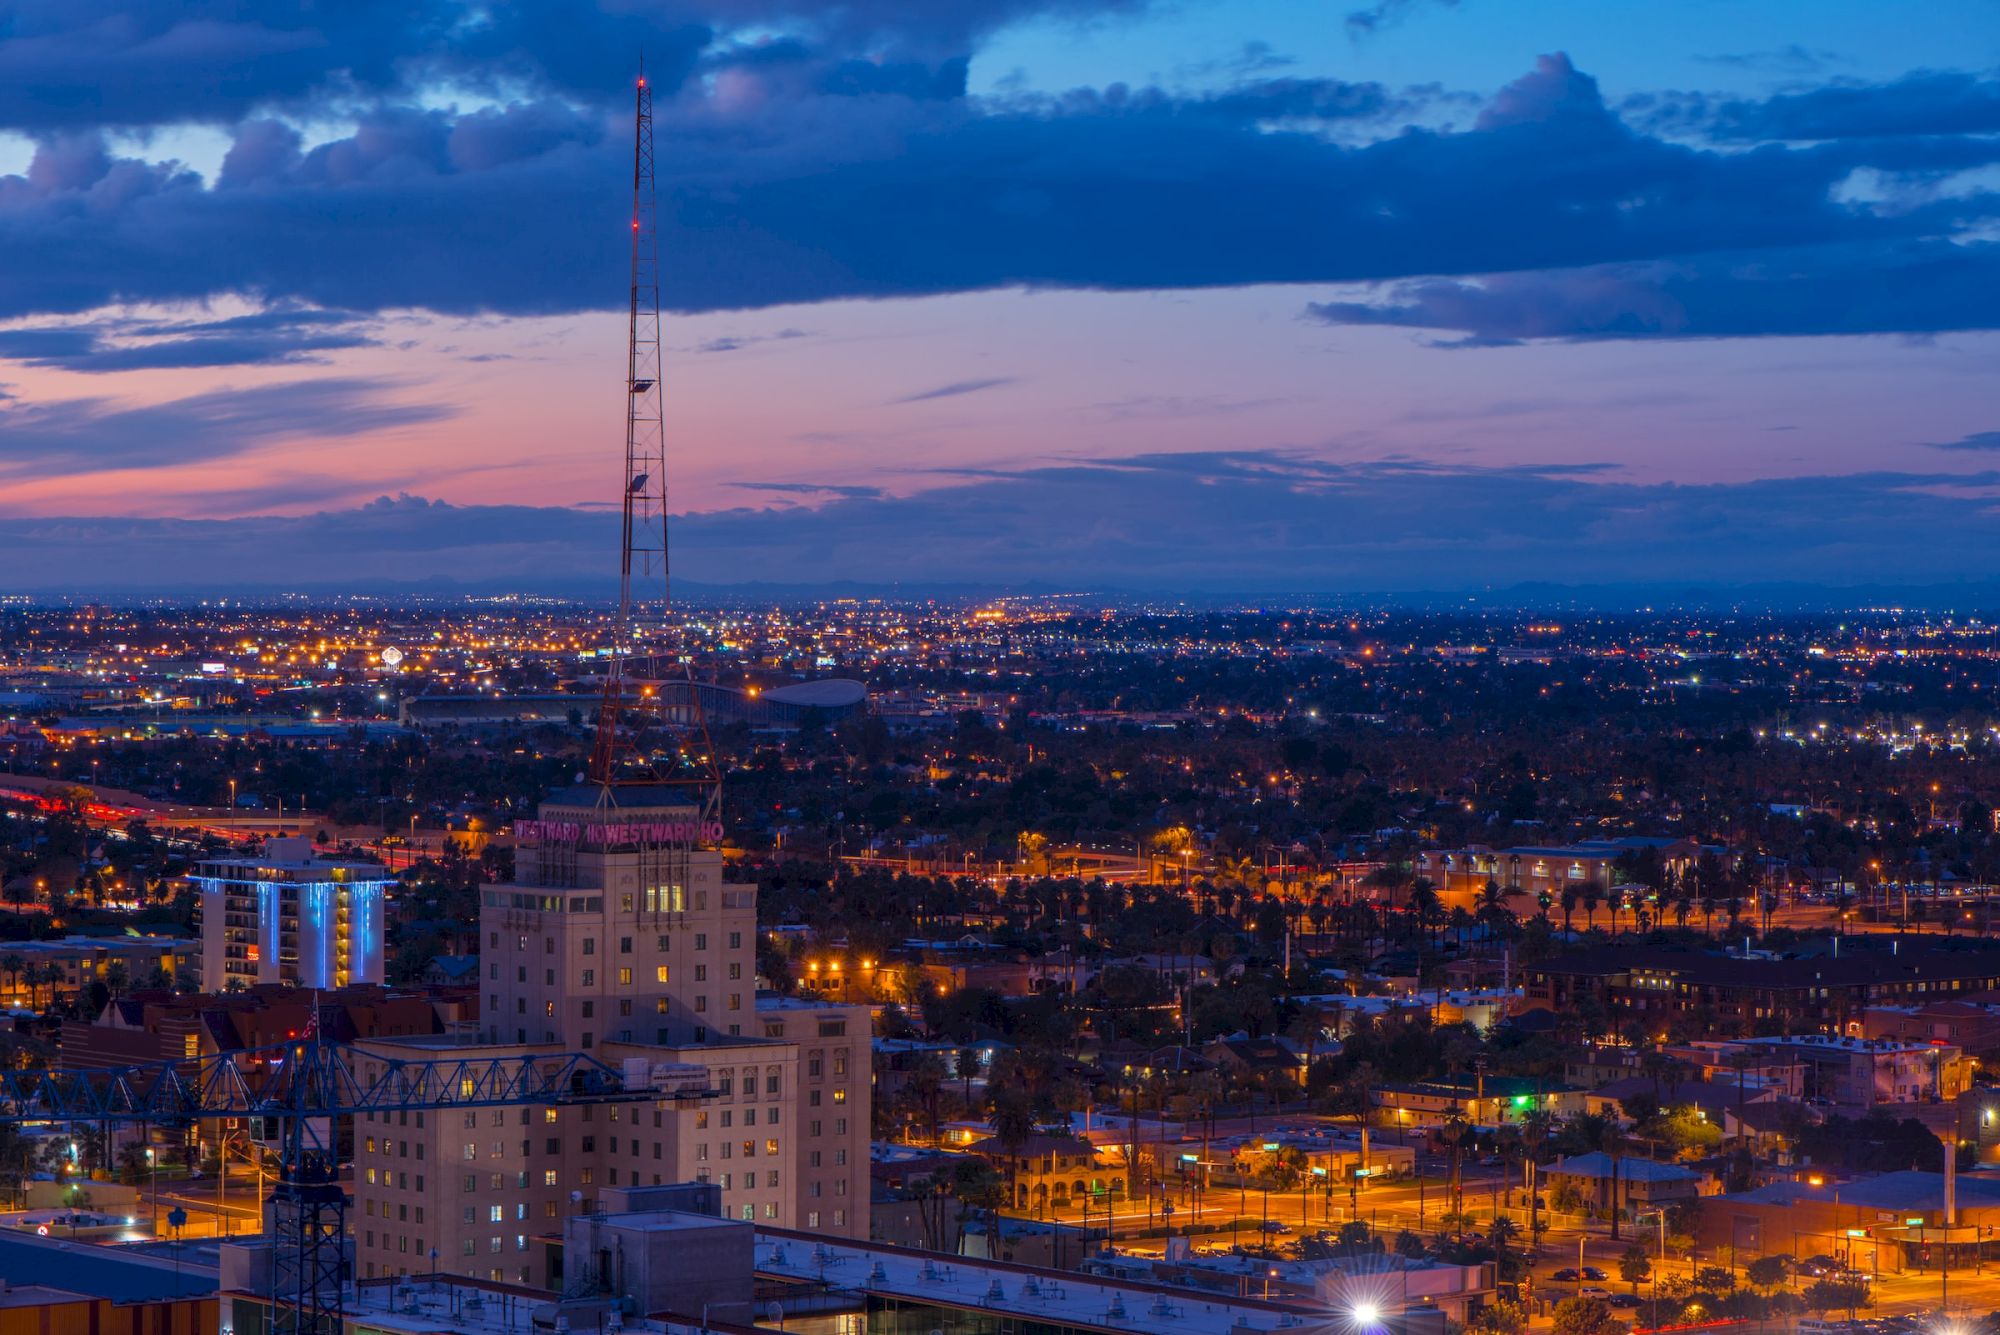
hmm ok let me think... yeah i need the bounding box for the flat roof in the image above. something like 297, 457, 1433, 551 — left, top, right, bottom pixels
343, 1275, 560, 1335
0, 1233, 216, 1302
194, 857, 393, 877
762, 680, 867, 708
587, 1209, 744, 1234
754, 1230, 1324, 1335
1728, 1170, 2000, 1212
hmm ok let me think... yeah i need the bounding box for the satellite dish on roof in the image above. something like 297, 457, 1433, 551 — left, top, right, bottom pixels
380, 648, 405, 667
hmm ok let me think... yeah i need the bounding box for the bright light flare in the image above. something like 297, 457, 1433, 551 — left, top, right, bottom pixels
1350, 1304, 1381, 1329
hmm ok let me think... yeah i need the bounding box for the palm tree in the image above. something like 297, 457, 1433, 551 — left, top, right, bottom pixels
1189, 1068, 1224, 1203
1476, 881, 1517, 942
1495, 1124, 1524, 1208
1579, 880, 1604, 931
1409, 879, 1443, 951
1597, 1121, 1630, 1240
1521, 1110, 1553, 1252
1487, 1214, 1526, 1284
0, 1124, 32, 1207
898, 1053, 949, 1147
1439, 1113, 1471, 1230
987, 1087, 1038, 1215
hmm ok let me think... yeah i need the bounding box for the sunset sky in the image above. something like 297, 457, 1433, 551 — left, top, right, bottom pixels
2, 0, 1998, 594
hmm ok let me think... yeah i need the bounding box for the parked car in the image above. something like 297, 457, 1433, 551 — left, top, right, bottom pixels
1579, 1287, 1612, 1300
1608, 1294, 1641, 1309
1260, 1220, 1293, 1234
1580, 1266, 1609, 1282
1550, 1268, 1581, 1282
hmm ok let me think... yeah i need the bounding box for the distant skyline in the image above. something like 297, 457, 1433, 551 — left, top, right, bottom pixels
1, 1, 1997, 593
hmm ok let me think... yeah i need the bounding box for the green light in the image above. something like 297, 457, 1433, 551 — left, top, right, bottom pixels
1513, 1095, 1531, 1107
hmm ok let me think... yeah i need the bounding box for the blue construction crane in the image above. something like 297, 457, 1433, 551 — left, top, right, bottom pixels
0, 1035, 662, 1335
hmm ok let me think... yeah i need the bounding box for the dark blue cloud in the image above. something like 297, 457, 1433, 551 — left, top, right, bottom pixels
0, 21, 1990, 348
1927, 431, 2000, 452
728, 480, 887, 499
0, 0, 1132, 129
1307, 237, 2000, 341
0, 377, 451, 477
689, 328, 810, 353
1692, 45, 1842, 76
0, 309, 376, 371
14, 453, 2000, 594
1345, 0, 1460, 40
892, 377, 1018, 403
1665, 70, 2000, 142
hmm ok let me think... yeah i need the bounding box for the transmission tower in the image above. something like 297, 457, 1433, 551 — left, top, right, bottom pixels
587, 66, 720, 811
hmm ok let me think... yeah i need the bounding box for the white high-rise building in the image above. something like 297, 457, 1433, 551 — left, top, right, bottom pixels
193, 836, 390, 991
350, 787, 871, 1286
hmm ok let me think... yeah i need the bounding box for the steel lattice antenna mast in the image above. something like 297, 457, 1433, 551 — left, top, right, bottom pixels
589, 66, 721, 808
589, 67, 668, 787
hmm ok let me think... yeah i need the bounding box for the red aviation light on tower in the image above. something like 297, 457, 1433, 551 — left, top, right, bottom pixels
587, 62, 723, 824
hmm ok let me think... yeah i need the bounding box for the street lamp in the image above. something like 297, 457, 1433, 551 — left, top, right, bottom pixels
146, 1146, 158, 1234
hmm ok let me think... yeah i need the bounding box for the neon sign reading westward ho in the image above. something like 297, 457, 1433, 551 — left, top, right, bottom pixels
515, 819, 723, 846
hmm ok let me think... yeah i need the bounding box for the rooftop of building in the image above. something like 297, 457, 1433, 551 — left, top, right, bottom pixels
1726, 1033, 1962, 1055
753, 1229, 1327, 1335
1726, 1170, 2000, 1212
6, 933, 194, 954
1590, 1077, 1775, 1111
1376, 1074, 1568, 1099
581, 1208, 745, 1235
1427, 837, 1706, 860
0, 1232, 216, 1302
329, 1273, 557, 1335
1550, 1151, 1701, 1183
1864, 1000, 2000, 1017
762, 679, 867, 708
195, 835, 394, 878
755, 993, 864, 1013
1528, 941, 2000, 986
967, 1133, 1099, 1157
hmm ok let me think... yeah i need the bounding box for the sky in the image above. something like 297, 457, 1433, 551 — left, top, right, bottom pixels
1, 0, 1998, 596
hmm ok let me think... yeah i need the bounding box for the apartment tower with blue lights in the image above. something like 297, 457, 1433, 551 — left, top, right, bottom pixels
193, 836, 391, 990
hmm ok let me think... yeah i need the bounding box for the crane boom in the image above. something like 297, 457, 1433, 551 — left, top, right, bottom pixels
0, 1037, 643, 1124
0, 1035, 680, 1335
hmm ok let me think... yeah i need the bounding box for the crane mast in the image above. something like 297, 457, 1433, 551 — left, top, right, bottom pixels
0, 1036, 663, 1335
